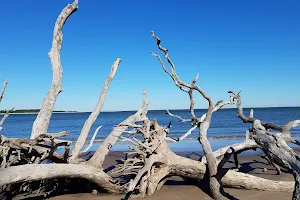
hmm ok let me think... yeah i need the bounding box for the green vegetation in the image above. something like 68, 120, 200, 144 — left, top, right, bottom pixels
0, 109, 77, 114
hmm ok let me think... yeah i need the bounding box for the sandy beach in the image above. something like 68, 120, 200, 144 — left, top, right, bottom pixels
50, 151, 294, 200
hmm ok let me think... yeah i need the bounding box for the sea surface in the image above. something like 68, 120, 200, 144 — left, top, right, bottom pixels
1, 107, 300, 152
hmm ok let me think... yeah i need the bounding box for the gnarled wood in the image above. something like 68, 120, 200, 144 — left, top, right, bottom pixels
151, 31, 236, 200
117, 119, 293, 198
252, 120, 300, 199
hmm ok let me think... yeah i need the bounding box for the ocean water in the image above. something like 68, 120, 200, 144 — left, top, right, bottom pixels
1, 107, 300, 152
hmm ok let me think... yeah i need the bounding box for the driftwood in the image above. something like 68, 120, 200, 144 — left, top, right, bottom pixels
151, 31, 236, 199
229, 91, 300, 199
0, 81, 14, 131
69, 58, 122, 162
80, 125, 102, 154
31, 0, 79, 139
0, 80, 8, 103
113, 119, 294, 198
87, 89, 148, 169
0, 0, 124, 197
0, 0, 298, 199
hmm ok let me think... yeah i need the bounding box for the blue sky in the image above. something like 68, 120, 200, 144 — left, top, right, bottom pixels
0, 0, 299, 111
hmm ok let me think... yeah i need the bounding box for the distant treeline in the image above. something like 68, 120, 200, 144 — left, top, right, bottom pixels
0, 109, 77, 114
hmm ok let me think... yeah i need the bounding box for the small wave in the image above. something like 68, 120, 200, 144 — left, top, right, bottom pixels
68, 132, 300, 143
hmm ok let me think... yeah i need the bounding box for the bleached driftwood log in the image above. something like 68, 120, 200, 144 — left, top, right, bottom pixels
251, 120, 300, 200
0, 164, 123, 193
31, 0, 79, 139
69, 58, 122, 161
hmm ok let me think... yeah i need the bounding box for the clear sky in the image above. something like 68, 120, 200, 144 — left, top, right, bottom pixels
0, 0, 299, 112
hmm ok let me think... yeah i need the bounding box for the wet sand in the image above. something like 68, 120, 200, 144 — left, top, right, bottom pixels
51, 151, 294, 200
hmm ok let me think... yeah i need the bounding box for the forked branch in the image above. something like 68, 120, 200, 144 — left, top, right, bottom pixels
151, 31, 230, 200
229, 90, 300, 137
151, 31, 214, 123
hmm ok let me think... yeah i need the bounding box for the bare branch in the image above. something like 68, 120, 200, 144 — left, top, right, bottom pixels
230, 90, 300, 142
249, 109, 254, 118
87, 89, 148, 168
217, 147, 235, 170
80, 125, 102, 153
69, 58, 121, 161
150, 52, 189, 93
0, 107, 14, 130
175, 125, 197, 142
47, 131, 69, 138
188, 89, 197, 121
151, 31, 214, 122
282, 120, 300, 132
165, 110, 191, 122
164, 136, 178, 143
199, 96, 236, 122
31, 0, 79, 139
151, 31, 228, 199
228, 91, 283, 132
0, 80, 8, 103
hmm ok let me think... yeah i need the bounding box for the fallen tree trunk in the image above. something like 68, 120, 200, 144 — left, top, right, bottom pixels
169, 152, 294, 192
0, 139, 293, 197
252, 120, 300, 199
229, 91, 300, 199
0, 164, 124, 193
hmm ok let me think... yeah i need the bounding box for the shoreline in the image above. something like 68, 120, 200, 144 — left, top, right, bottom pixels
50, 151, 294, 200
1, 112, 81, 115
56, 138, 299, 155
1, 106, 299, 115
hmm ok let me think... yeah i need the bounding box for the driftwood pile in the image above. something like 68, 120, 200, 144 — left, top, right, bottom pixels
1, 1, 299, 199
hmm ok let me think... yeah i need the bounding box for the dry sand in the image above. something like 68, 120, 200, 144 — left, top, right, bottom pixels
51, 151, 293, 200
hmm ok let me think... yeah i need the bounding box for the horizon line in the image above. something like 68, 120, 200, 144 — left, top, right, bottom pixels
2, 106, 299, 114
